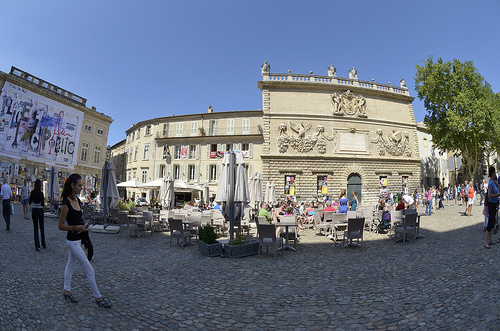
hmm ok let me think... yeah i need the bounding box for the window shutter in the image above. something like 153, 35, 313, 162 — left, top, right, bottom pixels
196, 144, 200, 160
237, 143, 242, 152
216, 164, 221, 181
206, 144, 210, 158
222, 143, 226, 152
170, 144, 175, 158
217, 143, 221, 152
249, 143, 253, 158
206, 164, 210, 182
195, 165, 199, 182
181, 164, 186, 181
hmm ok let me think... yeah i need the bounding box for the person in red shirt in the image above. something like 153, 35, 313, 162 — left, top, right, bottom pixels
321, 200, 337, 220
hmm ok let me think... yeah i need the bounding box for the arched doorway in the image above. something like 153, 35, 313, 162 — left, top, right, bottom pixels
347, 173, 362, 205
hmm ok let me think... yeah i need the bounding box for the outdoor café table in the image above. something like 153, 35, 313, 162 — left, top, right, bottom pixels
278, 223, 298, 252
415, 213, 425, 239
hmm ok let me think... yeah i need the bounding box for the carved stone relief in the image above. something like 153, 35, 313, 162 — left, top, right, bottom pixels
331, 90, 367, 117
277, 121, 333, 154
371, 129, 412, 157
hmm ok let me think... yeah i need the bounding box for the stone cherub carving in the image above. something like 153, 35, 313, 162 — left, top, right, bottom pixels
277, 121, 332, 154
327, 64, 337, 77
261, 61, 270, 75
371, 129, 412, 156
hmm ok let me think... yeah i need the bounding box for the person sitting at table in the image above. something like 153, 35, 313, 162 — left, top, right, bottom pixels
277, 203, 286, 218
258, 202, 274, 224
321, 201, 337, 220
395, 195, 405, 210
258, 202, 280, 236
304, 202, 316, 230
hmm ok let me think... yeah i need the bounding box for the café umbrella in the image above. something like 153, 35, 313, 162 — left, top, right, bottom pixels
100, 161, 120, 226
159, 175, 174, 209
215, 152, 250, 239
49, 167, 60, 214
265, 181, 276, 205
249, 172, 263, 211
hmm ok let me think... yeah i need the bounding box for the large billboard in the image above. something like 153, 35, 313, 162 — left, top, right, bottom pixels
0, 82, 83, 167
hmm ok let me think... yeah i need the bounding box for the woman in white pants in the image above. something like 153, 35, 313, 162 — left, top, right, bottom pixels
58, 173, 111, 308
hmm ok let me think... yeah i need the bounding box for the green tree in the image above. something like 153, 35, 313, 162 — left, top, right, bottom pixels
415, 56, 500, 180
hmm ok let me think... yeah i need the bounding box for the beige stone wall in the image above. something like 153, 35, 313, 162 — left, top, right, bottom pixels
264, 158, 420, 206
121, 111, 264, 200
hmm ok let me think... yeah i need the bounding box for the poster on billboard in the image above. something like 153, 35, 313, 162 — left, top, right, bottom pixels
0, 83, 82, 166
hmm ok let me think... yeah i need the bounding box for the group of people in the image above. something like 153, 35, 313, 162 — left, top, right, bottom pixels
257, 189, 361, 232
1, 174, 111, 309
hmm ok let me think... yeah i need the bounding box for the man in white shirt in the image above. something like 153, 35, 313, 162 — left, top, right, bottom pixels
402, 193, 415, 209
1, 180, 13, 231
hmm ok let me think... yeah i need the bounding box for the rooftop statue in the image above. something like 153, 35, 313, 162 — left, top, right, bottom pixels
327, 64, 337, 77
400, 77, 407, 88
261, 61, 270, 76
349, 67, 358, 80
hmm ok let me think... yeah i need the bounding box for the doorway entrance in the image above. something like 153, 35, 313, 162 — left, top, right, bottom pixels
347, 173, 362, 205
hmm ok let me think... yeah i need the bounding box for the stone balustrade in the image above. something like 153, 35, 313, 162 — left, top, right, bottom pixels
263, 72, 409, 96
10, 66, 87, 106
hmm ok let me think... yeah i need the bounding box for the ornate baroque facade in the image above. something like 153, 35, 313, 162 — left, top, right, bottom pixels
259, 62, 420, 205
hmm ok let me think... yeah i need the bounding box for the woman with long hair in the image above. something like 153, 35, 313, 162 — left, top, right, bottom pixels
29, 179, 46, 251
338, 190, 349, 214
350, 191, 359, 211
58, 173, 111, 308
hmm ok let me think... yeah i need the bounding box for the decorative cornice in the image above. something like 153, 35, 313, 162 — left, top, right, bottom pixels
0, 70, 112, 124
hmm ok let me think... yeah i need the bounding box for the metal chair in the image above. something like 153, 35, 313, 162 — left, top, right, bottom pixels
137, 211, 153, 237
343, 217, 365, 248
257, 224, 283, 258
169, 218, 193, 247
331, 213, 347, 243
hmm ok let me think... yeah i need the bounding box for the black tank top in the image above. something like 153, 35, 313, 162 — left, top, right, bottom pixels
63, 198, 84, 241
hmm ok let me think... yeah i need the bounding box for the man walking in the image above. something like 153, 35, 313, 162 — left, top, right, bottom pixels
1, 180, 13, 231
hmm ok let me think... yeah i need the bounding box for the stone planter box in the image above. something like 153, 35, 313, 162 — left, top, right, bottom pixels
197, 240, 223, 257
223, 239, 260, 258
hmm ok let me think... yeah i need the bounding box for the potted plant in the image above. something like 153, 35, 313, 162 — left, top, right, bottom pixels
197, 224, 223, 257
224, 233, 260, 258
198, 127, 206, 136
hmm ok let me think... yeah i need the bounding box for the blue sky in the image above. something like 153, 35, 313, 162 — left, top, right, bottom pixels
1, 0, 498, 146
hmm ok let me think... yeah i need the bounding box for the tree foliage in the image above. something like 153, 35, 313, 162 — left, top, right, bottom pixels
415, 56, 500, 179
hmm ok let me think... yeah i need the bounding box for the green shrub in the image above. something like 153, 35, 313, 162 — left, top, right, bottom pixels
117, 200, 136, 211
229, 233, 246, 246
198, 224, 218, 244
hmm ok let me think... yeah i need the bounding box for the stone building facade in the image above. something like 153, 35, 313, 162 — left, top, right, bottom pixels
258, 62, 421, 205
112, 63, 421, 206
416, 121, 450, 189
0, 67, 112, 196
120, 110, 264, 203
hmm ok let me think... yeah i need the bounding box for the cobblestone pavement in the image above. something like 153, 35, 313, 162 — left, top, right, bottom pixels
1, 201, 499, 330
